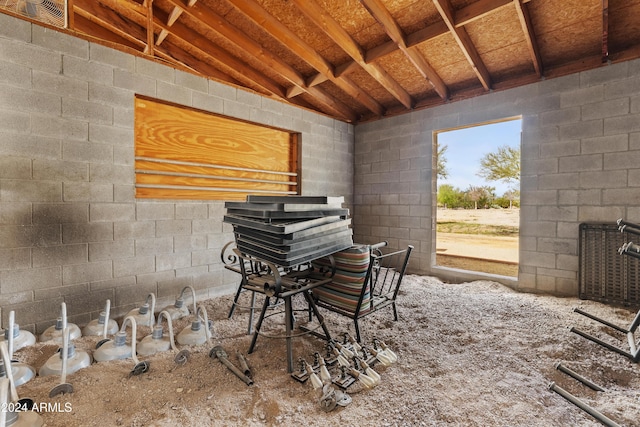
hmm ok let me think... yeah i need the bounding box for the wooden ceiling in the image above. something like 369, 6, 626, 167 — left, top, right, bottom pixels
47, 1, 640, 122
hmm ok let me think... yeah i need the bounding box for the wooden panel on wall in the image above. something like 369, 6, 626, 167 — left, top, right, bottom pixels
134, 96, 300, 200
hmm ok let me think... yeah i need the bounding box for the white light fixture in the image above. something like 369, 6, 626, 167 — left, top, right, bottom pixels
125, 293, 156, 328
176, 305, 212, 346
39, 327, 91, 377
40, 302, 82, 343
161, 286, 197, 321
83, 300, 118, 337
1, 311, 36, 353
137, 310, 177, 357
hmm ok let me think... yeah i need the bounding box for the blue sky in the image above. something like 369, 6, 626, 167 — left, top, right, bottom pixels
436, 118, 522, 196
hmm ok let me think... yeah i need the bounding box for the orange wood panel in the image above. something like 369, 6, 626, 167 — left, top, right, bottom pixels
134, 96, 299, 200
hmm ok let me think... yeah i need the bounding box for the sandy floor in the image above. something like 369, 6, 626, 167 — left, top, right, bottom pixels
9, 275, 640, 427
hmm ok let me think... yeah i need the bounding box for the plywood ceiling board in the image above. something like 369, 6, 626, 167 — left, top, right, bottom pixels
416, 33, 477, 86
376, 49, 437, 97
482, 41, 536, 83
609, 0, 640, 52
528, 0, 600, 35
393, 0, 441, 34
223, 6, 317, 76
346, 66, 399, 106
536, 18, 602, 68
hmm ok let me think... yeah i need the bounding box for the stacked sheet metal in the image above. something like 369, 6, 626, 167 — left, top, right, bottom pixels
224, 195, 353, 267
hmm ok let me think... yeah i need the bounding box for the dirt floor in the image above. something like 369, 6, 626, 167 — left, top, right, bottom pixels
9, 276, 640, 426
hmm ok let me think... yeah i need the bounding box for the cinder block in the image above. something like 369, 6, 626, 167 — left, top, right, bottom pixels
113, 69, 156, 97
63, 141, 113, 163
558, 189, 600, 206
0, 60, 31, 89
31, 114, 89, 141
89, 276, 136, 292
63, 55, 112, 84
537, 237, 577, 256
0, 13, 30, 42
603, 188, 640, 205
33, 159, 88, 182
0, 288, 33, 307
156, 253, 191, 272
90, 163, 133, 184
0, 248, 30, 270
114, 282, 157, 309
176, 203, 208, 220
62, 261, 113, 285
577, 206, 625, 222
136, 57, 174, 82
113, 145, 134, 166
156, 276, 193, 299
10, 297, 64, 333
64, 288, 115, 320
34, 283, 88, 302
156, 219, 192, 237
559, 119, 603, 140
0, 156, 31, 179
62, 97, 113, 124
89, 123, 134, 146
33, 26, 88, 59
558, 154, 602, 173
1, 180, 62, 202
0, 38, 61, 73
191, 249, 218, 267
538, 206, 578, 222
33, 69, 88, 100
580, 62, 628, 87
113, 256, 155, 278
537, 173, 579, 190
90, 203, 135, 222
114, 221, 154, 240
89, 240, 134, 261
88, 83, 133, 109
605, 75, 640, 100
192, 91, 224, 114
0, 84, 62, 115
540, 107, 580, 127
519, 250, 556, 269
1, 266, 62, 293
581, 134, 628, 154
604, 114, 640, 135
580, 170, 626, 189
89, 43, 135, 71
63, 222, 114, 244
63, 182, 114, 202
560, 85, 604, 108
193, 218, 223, 234
223, 99, 252, 120
33, 203, 88, 224
582, 98, 629, 120
136, 202, 174, 220
135, 237, 173, 256
157, 81, 192, 106
114, 184, 135, 202
134, 271, 175, 288
174, 235, 207, 253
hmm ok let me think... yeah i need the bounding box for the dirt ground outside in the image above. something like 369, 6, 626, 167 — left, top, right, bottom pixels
436, 208, 519, 277
8, 274, 640, 427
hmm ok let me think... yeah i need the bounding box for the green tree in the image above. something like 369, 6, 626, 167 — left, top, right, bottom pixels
436, 143, 449, 180
466, 185, 495, 209
477, 145, 520, 189
437, 184, 463, 208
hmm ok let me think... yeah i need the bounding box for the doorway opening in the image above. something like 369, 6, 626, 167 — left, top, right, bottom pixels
434, 117, 522, 277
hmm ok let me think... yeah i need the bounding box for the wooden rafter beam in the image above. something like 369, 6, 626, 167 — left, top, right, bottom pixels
359, 0, 448, 100
164, 0, 358, 122
602, 0, 609, 62
433, 0, 492, 91
145, 0, 154, 55
73, 0, 147, 50
226, 0, 383, 117
156, 0, 197, 47
513, 0, 542, 76
292, 0, 413, 110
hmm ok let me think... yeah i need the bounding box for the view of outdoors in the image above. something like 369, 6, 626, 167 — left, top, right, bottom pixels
435, 118, 522, 277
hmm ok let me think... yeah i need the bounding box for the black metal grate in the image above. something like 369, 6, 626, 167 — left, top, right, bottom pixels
579, 223, 640, 308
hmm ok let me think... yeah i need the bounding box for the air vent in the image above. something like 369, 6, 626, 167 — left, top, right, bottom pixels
0, 0, 66, 28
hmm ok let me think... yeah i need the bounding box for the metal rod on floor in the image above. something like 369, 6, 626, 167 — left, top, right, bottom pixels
554, 362, 604, 392
570, 327, 633, 360
548, 382, 621, 427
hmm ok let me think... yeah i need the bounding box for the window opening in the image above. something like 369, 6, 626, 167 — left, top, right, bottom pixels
434, 118, 522, 277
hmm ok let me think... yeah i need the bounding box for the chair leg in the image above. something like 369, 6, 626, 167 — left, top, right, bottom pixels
354, 319, 361, 343
392, 302, 398, 321
248, 296, 271, 354
246, 290, 256, 335
228, 280, 245, 319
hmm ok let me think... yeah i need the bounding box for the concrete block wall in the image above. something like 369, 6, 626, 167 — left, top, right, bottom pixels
355, 58, 640, 296
0, 14, 354, 333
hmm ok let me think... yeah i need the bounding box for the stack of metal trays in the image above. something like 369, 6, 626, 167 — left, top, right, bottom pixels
224, 195, 353, 267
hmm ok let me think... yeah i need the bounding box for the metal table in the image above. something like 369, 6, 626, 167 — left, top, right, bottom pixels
233, 249, 333, 373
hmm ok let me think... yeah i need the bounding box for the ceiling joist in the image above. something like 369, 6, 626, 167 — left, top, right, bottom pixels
58, 0, 640, 123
